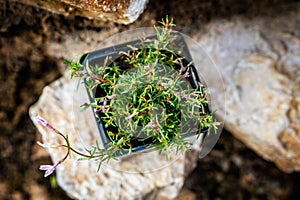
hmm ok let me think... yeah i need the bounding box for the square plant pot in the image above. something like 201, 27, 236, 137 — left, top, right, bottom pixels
79, 31, 210, 156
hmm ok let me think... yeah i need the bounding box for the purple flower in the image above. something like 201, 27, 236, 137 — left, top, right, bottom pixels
39, 162, 60, 177
36, 115, 55, 131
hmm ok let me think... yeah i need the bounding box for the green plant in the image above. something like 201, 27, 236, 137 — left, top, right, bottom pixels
37, 17, 220, 177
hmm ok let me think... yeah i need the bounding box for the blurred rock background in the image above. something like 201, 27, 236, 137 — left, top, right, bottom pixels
1, 0, 300, 199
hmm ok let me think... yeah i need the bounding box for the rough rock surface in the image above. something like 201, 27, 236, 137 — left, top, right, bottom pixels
12, 0, 149, 24
193, 11, 300, 172
29, 72, 203, 200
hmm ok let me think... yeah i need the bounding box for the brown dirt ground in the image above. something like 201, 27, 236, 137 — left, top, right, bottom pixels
1, 0, 300, 199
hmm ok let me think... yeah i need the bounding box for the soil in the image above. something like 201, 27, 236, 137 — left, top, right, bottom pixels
1, 0, 300, 199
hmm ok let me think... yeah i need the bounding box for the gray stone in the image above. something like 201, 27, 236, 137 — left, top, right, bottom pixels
192, 10, 300, 172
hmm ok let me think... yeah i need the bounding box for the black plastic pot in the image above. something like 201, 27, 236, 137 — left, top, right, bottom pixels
79, 31, 209, 156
